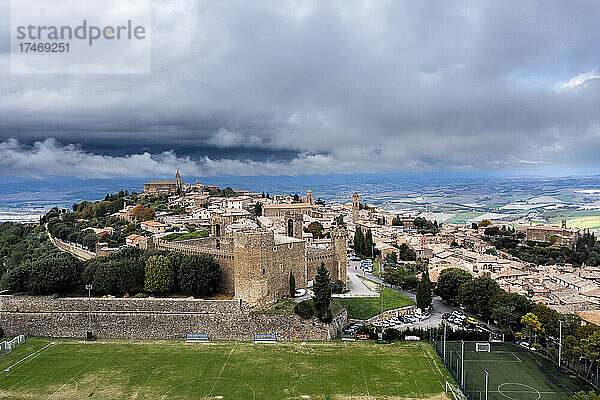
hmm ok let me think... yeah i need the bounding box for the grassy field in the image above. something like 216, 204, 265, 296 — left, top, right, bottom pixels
0, 338, 450, 400
442, 341, 596, 400
333, 286, 415, 320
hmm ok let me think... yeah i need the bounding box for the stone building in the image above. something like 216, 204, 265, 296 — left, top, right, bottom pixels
153, 225, 347, 305
517, 221, 580, 249
142, 170, 184, 194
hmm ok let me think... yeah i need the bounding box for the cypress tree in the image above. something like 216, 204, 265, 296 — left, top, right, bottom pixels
416, 268, 433, 311
313, 262, 331, 319
365, 229, 373, 258
289, 271, 296, 298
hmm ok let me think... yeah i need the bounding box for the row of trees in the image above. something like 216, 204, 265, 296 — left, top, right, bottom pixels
0, 244, 221, 298
46, 211, 100, 251
353, 228, 373, 257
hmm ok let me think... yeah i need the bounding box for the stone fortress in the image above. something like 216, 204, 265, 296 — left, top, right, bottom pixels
139, 175, 348, 305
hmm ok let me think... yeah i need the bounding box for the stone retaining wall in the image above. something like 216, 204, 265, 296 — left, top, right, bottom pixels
0, 296, 346, 341
363, 305, 417, 324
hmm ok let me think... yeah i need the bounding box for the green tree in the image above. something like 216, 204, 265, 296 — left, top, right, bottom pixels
519, 312, 543, 344
571, 392, 600, 400
354, 228, 364, 256
398, 243, 416, 261
178, 254, 221, 296
534, 303, 560, 338
435, 268, 472, 303
26, 253, 82, 295
313, 262, 332, 321
492, 292, 535, 330
144, 255, 175, 293
365, 229, 373, 258
457, 274, 501, 319
289, 271, 296, 298
416, 269, 433, 311
307, 221, 324, 238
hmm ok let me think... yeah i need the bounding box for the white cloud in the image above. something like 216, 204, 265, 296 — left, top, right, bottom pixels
561, 69, 600, 89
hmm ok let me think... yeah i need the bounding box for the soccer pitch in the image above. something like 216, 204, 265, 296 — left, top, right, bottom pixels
0, 338, 451, 399
442, 341, 596, 400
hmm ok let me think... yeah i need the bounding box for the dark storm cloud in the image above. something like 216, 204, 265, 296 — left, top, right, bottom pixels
1, 0, 600, 177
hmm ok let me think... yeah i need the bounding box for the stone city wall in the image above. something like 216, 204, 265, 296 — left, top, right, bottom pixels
51, 236, 96, 260
0, 296, 347, 341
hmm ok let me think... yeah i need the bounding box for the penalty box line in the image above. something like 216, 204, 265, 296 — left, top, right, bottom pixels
3, 342, 55, 372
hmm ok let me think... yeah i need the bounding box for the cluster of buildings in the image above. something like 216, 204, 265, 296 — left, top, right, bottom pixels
114, 173, 350, 305
103, 172, 600, 323
334, 195, 600, 321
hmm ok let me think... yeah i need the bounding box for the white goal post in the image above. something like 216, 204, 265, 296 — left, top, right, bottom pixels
0, 335, 26, 355
475, 342, 491, 352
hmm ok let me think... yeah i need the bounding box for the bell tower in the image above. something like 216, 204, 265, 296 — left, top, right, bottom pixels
352, 191, 360, 222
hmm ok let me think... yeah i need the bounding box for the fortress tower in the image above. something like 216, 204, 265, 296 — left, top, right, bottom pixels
332, 227, 348, 285
284, 211, 303, 239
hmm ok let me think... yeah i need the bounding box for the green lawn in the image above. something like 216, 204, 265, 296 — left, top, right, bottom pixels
373, 259, 380, 277
333, 286, 415, 320
162, 230, 209, 242
0, 338, 450, 399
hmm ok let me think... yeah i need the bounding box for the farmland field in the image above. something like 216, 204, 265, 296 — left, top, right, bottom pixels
0, 338, 450, 399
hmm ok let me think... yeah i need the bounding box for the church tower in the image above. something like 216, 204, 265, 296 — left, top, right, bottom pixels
175, 170, 182, 192
306, 189, 314, 205
352, 191, 360, 222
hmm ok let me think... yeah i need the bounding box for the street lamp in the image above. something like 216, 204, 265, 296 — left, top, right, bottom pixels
85, 284, 93, 340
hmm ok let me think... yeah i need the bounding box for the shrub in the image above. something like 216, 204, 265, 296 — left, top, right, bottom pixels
294, 300, 314, 319
134, 293, 149, 298
331, 280, 344, 294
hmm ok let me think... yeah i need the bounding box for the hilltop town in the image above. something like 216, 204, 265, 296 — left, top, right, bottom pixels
31, 171, 598, 326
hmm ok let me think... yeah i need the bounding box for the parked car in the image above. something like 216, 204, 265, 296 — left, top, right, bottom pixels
442, 313, 450, 319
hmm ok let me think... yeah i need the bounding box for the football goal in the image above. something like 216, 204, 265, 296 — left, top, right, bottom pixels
475, 342, 491, 352
0, 335, 26, 355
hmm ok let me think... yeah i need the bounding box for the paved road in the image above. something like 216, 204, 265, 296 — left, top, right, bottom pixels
343, 270, 379, 297
350, 263, 483, 330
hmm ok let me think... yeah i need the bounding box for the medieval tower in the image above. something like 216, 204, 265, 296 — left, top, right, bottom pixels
352, 191, 360, 222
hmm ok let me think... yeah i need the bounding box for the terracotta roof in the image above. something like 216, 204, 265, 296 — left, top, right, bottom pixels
577, 310, 600, 326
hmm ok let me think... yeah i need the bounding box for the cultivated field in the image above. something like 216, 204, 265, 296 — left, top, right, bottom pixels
0, 338, 451, 400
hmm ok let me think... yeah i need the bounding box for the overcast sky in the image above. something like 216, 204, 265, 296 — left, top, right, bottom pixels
1, 1, 600, 178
